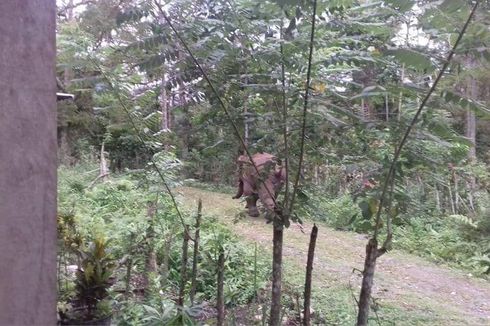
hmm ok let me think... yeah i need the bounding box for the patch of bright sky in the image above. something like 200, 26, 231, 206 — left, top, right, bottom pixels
391, 4, 432, 48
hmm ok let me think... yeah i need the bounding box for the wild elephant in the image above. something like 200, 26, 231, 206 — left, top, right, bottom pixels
232, 153, 286, 217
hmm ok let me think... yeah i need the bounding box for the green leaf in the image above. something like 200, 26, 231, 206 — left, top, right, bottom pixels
328, 0, 356, 11
384, 0, 415, 13
359, 200, 372, 220
384, 48, 435, 72
441, 90, 490, 119
449, 214, 478, 228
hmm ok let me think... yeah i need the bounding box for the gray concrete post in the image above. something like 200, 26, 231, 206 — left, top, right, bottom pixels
0, 1, 57, 325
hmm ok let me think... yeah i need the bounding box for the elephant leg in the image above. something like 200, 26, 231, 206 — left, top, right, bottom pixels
246, 194, 259, 217
232, 179, 244, 199
233, 177, 254, 199
257, 179, 276, 212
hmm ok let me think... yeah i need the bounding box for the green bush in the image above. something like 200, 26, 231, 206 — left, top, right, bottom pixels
393, 215, 490, 276
301, 190, 363, 230
58, 164, 272, 325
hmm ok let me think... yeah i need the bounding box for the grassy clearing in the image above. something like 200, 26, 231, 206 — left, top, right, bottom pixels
178, 186, 490, 325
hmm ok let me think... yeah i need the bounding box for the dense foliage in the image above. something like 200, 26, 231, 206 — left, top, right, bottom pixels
58, 163, 271, 323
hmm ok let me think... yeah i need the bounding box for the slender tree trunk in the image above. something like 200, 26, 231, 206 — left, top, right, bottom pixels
465, 107, 477, 160
447, 183, 456, 214
144, 202, 158, 296
217, 251, 225, 326
398, 64, 405, 121
453, 172, 459, 212
161, 232, 174, 287
178, 227, 190, 306
253, 242, 258, 295
465, 56, 478, 162
385, 94, 389, 121
314, 165, 319, 185
244, 102, 249, 148
361, 98, 366, 120
357, 238, 379, 326
242, 67, 250, 149
435, 184, 441, 213
59, 128, 71, 164
177, 79, 189, 153
169, 94, 175, 130
125, 258, 133, 297
270, 226, 284, 326
99, 142, 109, 181
190, 199, 202, 305
464, 60, 478, 213
89, 143, 109, 187
303, 224, 318, 326
59, 0, 75, 165
161, 72, 170, 132
280, 32, 290, 205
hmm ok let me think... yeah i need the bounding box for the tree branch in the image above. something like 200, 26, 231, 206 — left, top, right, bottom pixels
373, 0, 480, 240
289, 0, 318, 214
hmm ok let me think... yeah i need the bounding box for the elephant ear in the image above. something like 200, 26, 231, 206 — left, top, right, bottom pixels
274, 166, 285, 179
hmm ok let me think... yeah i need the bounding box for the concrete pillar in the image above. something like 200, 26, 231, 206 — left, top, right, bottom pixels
0, 1, 57, 325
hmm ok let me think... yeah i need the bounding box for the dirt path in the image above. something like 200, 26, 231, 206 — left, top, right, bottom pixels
177, 187, 490, 325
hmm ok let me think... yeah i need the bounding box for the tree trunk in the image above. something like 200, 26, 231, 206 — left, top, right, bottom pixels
217, 251, 225, 326
385, 94, 389, 121
269, 226, 284, 326
125, 258, 133, 297
190, 199, 202, 305
244, 101, 249, 148
178, 227, 190, 307
144, 202, 158, 296
0, 2, 57, 324
99, 142, 109, 181
303, 224, 318, 326
354, 64, 377, 121
465, 106, 477, 160
59, 0, 74, 165
357, 238, 379, 326
161, 232, 174, 287
243, 69, 249, 149
447, 183, 456, 214
59, 127, 71, 164
453, 171, 459, 212
465, 57, 478, 162
398, 64, 405, 121
161, 72, 170, 132
464, 58, 478, 211
435, 184, 441, 213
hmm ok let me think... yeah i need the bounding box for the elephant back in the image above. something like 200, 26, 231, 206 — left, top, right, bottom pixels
238, 153, 278, 170
238, 153, 282, 189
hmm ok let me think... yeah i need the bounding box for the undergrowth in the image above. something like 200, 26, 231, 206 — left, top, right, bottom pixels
301, 187, 490, 277
58, 164, 271, 325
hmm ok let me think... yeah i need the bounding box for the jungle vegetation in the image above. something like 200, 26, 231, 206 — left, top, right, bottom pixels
55, 0, 490, 324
